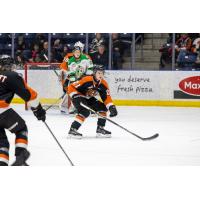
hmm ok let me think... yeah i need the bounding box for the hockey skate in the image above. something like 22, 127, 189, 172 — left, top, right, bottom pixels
68, 128, 83, 139
96, 126, 111, 138
11, 149, 30, 166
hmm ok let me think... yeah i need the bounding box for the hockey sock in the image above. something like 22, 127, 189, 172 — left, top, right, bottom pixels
71, 114, 85, 130
97, 112, 106, 127
0, 147, 9, 165
15, 129, 28, 156
0, 130, 10, 165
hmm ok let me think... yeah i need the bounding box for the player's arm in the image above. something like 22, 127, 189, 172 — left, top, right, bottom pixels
8, 72, 38, 103
8, 72, 46, 121
99, 80, 117, 117
85, 57, 93, 75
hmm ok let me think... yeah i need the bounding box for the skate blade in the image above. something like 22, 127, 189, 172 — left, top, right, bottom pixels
96, 133, 111, 138
68, 134, 83, 139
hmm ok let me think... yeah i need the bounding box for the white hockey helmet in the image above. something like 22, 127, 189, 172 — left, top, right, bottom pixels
74, 41, 84, 52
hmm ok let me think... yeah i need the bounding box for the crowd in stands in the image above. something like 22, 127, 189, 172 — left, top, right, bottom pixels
159, 33, 200, 70
0, 33, 137, 70
2, 33, 199, 70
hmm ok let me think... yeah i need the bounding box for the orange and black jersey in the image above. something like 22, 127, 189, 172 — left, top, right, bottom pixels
0, 71, 37, 108
67, 75, 113, 108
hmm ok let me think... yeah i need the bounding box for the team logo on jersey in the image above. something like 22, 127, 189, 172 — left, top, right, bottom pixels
179, 76, 200, 96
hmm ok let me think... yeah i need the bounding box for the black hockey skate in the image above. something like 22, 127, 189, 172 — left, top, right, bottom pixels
0, 161, 8, 166
96, 126, 111, 138
11, 149, 30, 166
68, 128, 83, 139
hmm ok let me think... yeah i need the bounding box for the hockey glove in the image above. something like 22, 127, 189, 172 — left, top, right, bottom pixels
109, 105, 118, 117
31, 103, 46, 122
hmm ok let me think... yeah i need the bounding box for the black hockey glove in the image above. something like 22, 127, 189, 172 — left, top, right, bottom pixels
109, 105, 118, 117
31, 103, 46, 122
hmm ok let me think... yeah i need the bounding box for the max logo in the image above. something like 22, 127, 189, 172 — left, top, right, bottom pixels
179, 76, 200, 96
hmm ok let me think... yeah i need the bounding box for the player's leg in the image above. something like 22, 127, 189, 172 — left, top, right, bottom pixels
1, 109, 30, 165
89, 98, 111, 138
0, 128, 10, 166
68, 98, 90, 139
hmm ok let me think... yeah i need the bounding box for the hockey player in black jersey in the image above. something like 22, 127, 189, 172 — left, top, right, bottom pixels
0, 55, 46, 166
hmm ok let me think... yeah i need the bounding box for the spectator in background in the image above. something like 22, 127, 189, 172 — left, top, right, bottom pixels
31, 44, 40, 62
22, 49, 32, 63
33, 33, 46, 51
16, 34, 26, 51
192, 34, 200, 66
40, 41, 49, 62
112, 33, 124, 70
34, 53, 42, 63
15, 50, 24, 66
90, 33, 106, 54
193, 34, 200, 52
176, 33, 198, 67
52, 39, 63, 62
15, 49, 32, 65
61, 45, 69, 59
90, 44, 108, 69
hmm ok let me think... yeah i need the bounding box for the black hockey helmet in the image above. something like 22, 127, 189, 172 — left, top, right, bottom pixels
0, 55, 15, 71
93, 64, 105, 74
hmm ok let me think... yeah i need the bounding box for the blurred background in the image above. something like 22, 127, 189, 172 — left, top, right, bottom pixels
1, 33, 200, 71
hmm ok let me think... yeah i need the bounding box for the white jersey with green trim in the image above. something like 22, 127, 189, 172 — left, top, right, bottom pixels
67, 54, 93, 82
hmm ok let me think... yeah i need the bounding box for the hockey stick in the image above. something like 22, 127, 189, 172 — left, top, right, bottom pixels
45, 93, 66, 111
80, 103, 159, 141
43, 122, 74, 166
53, 68, 60, 77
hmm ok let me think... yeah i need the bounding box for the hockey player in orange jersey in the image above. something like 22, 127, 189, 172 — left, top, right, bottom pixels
66, 65, 117, 139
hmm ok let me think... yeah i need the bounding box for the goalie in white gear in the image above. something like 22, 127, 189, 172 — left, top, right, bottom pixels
59, 41, 93, 114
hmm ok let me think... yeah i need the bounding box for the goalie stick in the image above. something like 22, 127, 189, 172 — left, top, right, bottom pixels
80, 103, 159, 141
45, 93, 65, 111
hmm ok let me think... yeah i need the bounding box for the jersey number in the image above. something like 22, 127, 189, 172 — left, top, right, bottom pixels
0, 75, 7, 83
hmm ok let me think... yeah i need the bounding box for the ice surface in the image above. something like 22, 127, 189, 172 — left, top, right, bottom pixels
6, 104, 200, 166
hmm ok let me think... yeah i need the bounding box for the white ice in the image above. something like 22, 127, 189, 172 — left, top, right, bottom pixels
6, 104, 200, 166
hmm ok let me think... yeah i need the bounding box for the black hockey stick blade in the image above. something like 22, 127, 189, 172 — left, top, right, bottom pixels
81, 103, 159, 141
140, 133, 159, 141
